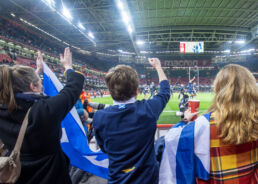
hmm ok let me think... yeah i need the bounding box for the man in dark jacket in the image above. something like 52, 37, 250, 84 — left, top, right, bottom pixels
93, 58, 170, 184
0, 48, 84, 184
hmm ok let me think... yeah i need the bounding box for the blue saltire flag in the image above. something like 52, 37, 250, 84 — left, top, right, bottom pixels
42, 62, 109, 179
159, 113, 211, 184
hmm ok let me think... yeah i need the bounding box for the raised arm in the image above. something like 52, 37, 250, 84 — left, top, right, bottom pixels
35, 50, 43, 75
31, 48, 84, 130
147, 58, 170, 120
189, 76, 195, 83
148, 58, 167, 82
60, 47, 73, 71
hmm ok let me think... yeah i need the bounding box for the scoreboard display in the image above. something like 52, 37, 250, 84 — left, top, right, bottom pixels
180, 42, 204, 53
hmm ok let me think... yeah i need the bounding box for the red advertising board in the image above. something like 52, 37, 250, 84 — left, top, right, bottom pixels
180, 42, 185, 53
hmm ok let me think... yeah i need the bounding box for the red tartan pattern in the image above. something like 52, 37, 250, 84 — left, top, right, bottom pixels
197, 114, 257, 184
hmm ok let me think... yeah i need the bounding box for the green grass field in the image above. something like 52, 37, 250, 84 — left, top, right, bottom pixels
91, 93, 214, 124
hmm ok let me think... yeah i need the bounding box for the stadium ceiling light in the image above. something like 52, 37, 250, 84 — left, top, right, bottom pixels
223, 49, 230, 53
127, 25, 133, 34
116, 0, 134, 35
121, 11, 130, 23
41, 0, 95, 45
41, 0, 55, 10
117, 0, 124, 10
46, 0, 54, 5
240, 48, 255, 53
63, 41, 69, 46
10, 13, 15, 17
88, 32, 94, 39
235, 40, 245, 44
62, 6, 73, 21
140, 51, 149, 54
78, 22, 86, 30
136, 40, 145, 45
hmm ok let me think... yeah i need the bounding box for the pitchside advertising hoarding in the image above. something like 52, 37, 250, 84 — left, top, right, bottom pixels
180, 42, 204, 53
161, 60, 211, 67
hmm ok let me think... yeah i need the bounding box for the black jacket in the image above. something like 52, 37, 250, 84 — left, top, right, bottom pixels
0, 71, 84, 184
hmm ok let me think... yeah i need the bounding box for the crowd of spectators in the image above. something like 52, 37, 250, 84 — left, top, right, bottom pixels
0, 18, 108, 94
0, 15, 257, 184
0, 18, 63, 56
0, 51, 107, 96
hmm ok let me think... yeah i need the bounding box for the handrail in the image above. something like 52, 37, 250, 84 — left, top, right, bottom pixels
157, 124, 174, 128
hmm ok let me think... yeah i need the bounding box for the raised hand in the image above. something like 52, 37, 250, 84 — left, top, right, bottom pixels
148, 58, 167, 82
36, 50, 43, 75
148, 58, 161, 69
183, 109, 199, 122
60, 47, 72, 71
81, 110, 89, 122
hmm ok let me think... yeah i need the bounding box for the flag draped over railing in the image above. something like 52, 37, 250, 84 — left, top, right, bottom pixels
42, 62, 109, 179
159, 113, 211, 184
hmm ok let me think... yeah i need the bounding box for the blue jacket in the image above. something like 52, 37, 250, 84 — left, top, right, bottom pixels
75, 100, 84, 117
93, 80, 170, 184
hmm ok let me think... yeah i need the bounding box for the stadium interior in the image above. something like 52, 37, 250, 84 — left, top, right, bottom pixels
0, 0, 257, 182
0, 0, 257, 123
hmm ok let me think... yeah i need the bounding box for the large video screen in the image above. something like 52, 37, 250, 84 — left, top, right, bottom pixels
180, 42, 204, 53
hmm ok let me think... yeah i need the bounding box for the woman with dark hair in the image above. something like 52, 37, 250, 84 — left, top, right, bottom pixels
0, 48, 84, 184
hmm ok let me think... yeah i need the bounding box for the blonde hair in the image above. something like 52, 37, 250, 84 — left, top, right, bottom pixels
209, 64, 258, 144
0, 65, 39, 112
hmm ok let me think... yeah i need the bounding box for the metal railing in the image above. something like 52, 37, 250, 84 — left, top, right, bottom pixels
155, 124, 174, 140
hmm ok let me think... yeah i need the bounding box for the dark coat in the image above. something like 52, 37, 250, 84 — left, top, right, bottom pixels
0, 71, 84, 184
93, 80, 171, 184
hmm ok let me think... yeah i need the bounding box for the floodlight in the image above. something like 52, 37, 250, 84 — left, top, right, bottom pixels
121, 11, 130, 23
235, 40, 245, 44
78, 22, 85, 30
41, 0, 55, 9
136, 40, 144, 45
88, 32, 94, 39
62, 6, 73, 21
11, 13, 15, 17
117, 0, 124, 10
46, 0, 55, 6
224, 49, 230, 53
116, 0, 134, 35
127, 25, 133, 34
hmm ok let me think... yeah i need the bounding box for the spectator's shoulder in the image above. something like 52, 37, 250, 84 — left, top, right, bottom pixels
93, 108, 108, 121
66, 69, 85, 80
93, 108, 110, 129
160, 80, 169, 86
137, 99, 146, 105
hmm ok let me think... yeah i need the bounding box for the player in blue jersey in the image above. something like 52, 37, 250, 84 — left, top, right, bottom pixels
188, 76, 196, 98
178, 84, 186, 99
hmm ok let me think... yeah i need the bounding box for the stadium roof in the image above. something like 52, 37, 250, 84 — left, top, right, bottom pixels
0, 0, 257, 56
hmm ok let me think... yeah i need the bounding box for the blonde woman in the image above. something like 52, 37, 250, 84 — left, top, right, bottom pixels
198, 64, 258, 183
159, 64, 257, 184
